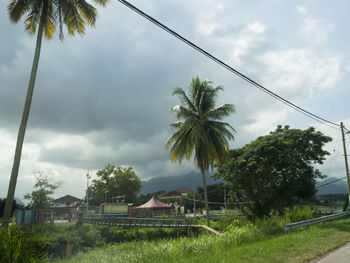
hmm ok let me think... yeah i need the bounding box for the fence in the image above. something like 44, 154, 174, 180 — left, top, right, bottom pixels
284, 211, 350, 233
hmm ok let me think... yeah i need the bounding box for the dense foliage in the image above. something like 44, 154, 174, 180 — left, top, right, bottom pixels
24, 173, 59, 209
216, 126, 332, 219
88, 165, 141, 205
166, 76, 235, 225
0, 224, 47, 263
51, 208, 350, 263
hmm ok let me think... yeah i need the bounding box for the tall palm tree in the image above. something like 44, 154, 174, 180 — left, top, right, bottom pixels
2, 0, 109, 228
166, 76, 235, 226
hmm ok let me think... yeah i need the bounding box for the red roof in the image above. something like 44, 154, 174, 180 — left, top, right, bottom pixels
136, 196, 171, 208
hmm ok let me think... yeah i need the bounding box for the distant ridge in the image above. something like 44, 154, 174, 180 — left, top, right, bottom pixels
141, 172, 221, 194
141, 175, 348, 196
315, 177, 348, 195
0, 197, 24, 206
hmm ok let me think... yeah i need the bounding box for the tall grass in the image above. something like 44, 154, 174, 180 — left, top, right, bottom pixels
50, 207, 350, 263
0, 224, 47, 263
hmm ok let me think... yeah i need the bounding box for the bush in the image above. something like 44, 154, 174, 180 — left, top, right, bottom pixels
285, 206, 315, 223
0, 224, 47, 263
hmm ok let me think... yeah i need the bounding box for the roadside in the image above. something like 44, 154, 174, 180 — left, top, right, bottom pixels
309, 242, 350, 263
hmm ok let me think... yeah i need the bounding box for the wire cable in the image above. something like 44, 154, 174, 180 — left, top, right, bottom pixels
117, 0, 341, 129
316, 177, 346, 189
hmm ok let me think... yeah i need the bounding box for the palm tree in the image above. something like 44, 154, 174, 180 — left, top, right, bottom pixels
2, 0, 109, 228
166, 76, 235, 226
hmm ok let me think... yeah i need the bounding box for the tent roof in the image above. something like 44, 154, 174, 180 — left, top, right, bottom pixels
136, 196, 171, 208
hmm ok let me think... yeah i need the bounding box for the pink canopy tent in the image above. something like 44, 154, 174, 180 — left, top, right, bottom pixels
136, 196, 171, 209
132, 196, 172, 217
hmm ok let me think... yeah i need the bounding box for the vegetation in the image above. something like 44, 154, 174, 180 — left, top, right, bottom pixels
3, 0, 109, 227
88, 165, 141, 205
216, 125, 332, 219
51, 213, 350, 263
24, 172, 60, 209
0, 223, 47, 263
166, 76, 236, 226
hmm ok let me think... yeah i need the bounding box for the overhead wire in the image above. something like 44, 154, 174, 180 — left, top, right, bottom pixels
117, 0, 341, 130
316, 177, 346, 189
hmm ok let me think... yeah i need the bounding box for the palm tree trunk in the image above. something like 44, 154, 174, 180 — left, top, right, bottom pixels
200, 167, 210, 227
2, 4, 46, 228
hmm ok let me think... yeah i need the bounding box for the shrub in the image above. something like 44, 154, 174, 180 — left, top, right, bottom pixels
0, 224, 47, 263
285, 206, 315, 223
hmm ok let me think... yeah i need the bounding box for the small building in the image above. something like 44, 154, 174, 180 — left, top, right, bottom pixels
159, 188, 192, 200
99, 203, 130, 218
131, 196, 172, 218
51, 195, 83, 220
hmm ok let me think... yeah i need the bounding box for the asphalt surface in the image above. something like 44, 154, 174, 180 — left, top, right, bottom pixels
313, 242, 350, 263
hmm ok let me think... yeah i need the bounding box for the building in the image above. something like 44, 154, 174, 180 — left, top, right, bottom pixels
51, 195, 83, 219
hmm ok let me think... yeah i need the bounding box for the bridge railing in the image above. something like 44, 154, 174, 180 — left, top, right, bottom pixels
83, 217, 193, 228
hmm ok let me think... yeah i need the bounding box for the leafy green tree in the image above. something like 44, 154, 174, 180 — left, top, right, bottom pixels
3, 0, 109, 227
166, 77, 235, 226
24, 172, 59, 209
216, 126, 332, 219
197, 183, 228, 210
88, 165, 141, 205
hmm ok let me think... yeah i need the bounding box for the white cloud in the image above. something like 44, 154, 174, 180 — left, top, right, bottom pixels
296, 5, 308, 14
299, 18, 334, 45
257, 49, 341, 98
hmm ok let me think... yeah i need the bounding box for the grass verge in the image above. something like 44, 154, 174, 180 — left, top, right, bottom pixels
51, 216, 350, 263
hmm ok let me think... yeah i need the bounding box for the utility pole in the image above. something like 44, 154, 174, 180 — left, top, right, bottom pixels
86, 172, 90, 214
224, 184, 227, 211
340, 122, 350, 204
193, 188, 196, 217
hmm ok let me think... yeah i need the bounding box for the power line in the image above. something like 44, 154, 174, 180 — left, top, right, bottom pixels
316, 177, 346, 189
183, 196, 251, 205
117, 0, 341, 130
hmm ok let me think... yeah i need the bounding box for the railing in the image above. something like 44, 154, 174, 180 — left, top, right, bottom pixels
284, 211, 350, 233
83, 217, 193, 228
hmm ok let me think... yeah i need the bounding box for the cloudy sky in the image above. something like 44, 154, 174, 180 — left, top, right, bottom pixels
1, 0, 350, 200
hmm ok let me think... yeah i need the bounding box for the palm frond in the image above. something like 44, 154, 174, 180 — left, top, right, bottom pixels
207, 104, 235, 120
77, 0, 97, 27
172, 87, 196, 113
8, 0, 32, 23
24, 0, 42, 35
92, 0, 110, 8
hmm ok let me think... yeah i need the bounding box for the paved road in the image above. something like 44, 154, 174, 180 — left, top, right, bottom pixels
313, 243, 350, 263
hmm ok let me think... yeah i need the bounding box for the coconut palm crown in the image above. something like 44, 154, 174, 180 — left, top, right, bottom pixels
166, 76, 235, 226
8, 0, 108, 40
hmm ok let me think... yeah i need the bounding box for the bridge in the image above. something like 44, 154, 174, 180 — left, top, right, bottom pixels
83, 217, 193, 229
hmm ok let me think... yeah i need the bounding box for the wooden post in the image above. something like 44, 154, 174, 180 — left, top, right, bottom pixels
76, 212, 84, 235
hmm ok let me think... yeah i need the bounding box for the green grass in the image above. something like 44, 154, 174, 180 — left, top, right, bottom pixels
51, 217, 350, 263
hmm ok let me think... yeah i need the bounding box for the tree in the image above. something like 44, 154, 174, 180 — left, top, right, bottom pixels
24, 172, 59, 209
166, 77, 235, 226
197, 183, 228, 210
88, 165, 141, 205
3, 0, 109, 227
216, 126, 332, 219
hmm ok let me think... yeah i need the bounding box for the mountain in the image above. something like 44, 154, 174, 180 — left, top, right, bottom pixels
141, 172, 222, 194
0, 197, 24, 206
141, 175, 349, 196
315, 177, 348, 196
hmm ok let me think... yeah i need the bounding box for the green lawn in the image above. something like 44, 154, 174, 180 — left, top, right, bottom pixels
51, 217, 350, 263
